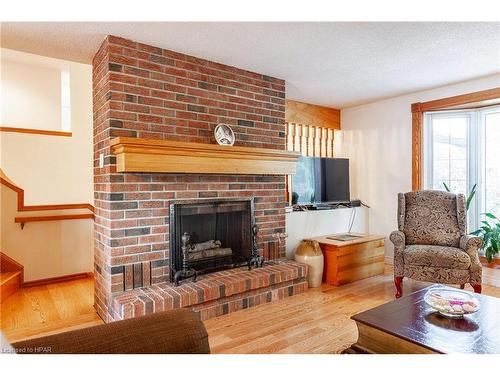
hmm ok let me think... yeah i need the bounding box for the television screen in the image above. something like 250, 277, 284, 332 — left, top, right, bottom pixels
291, 156, 316, 204
291, 156, 350, 204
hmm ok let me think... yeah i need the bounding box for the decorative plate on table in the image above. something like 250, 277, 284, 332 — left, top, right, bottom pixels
214, 124, 235, 146
424, 286, 479, 318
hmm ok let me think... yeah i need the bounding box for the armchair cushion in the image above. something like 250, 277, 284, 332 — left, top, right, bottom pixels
403, 244, 471, 270
402, 191, 463, 247
404, 265, 470, 284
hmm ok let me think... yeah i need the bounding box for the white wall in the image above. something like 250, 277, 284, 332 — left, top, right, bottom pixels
0, 49, 93, 281
0, 49, 93, 205
1, 56, 63, 131
337, 74, 500, 262
286, 207, 369, 258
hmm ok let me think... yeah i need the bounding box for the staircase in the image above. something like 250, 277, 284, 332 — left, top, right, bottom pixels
1, 252, 24, 303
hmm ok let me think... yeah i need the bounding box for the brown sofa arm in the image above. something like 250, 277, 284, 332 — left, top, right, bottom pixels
12, 308, 210, 354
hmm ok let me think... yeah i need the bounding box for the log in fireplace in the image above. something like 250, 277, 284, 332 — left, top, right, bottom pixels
169, 198, 261, 285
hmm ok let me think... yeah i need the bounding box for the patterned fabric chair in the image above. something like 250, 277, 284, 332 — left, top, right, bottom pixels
390, 190, 482, 298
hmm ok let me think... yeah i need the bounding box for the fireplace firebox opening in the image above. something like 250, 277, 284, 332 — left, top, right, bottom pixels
169, 198, 257, 284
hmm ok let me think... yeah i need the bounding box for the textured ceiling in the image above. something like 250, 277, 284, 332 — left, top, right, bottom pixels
1, 22, 499, 108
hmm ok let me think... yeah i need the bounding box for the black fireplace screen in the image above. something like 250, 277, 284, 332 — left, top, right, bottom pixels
169, 198, 254, 282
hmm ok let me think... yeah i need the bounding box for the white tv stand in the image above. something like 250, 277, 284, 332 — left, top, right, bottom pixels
285, 206, 369, 259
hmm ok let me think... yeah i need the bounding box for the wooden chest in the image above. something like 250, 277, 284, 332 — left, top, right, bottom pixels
311, 234, 385, 286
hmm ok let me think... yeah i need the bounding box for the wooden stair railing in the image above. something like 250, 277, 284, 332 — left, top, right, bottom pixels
15, 214, 95, 229
1, 170, 94, 291
0, 126, 72, 137
0, 169, 94, 212
0, 169, 94, 228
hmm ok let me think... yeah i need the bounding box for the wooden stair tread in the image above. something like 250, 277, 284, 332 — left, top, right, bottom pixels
0, 252, 24, 303
0, 270, 22, 286
1, 251, 24, 273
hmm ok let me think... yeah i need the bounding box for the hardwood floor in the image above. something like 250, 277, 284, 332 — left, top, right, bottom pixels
207, 272, 427, 354
0, 277, 103, 343
2, 268, 500, 353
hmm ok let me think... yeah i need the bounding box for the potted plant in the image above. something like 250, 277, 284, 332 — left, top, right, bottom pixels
443, 183, 476, 211
471, 213, 500, 262
443, 183, 500, 262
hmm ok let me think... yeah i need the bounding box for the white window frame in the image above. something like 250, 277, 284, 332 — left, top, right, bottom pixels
61, 70, 71, 132
478, 106, 500, 226
424, 105, 500, 232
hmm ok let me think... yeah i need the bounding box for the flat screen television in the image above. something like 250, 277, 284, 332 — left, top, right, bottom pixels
291, 156, 350, 205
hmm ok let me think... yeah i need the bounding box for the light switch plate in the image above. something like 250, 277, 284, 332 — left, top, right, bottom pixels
99, 153, 104, 168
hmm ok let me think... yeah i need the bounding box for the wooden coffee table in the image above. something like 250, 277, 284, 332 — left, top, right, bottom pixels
350, 286, 500, 354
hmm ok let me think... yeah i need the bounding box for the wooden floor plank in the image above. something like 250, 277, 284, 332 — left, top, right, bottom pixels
1, 269, 499, 353
1, 277, 103, 343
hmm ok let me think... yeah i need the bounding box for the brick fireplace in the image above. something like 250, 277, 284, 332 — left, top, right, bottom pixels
92, 35, 307, 322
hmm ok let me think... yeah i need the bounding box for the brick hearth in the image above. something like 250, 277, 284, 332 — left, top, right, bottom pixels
92, 35, 307, 322
112, 260, 307, 321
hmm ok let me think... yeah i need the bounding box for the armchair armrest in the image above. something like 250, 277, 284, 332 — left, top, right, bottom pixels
390, 230, 405, 248
390, 230, 405, 277
459, 235, 483, 257
459, 235, 483, 286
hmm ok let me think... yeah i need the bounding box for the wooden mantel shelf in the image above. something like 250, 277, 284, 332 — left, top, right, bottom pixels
110, 137, 301, 175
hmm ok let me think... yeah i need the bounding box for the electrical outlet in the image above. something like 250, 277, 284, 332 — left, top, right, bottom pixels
99, 153, 104, 168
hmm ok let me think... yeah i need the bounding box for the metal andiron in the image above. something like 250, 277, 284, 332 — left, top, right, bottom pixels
173, 232, 198, 286
248, 224, 264, 269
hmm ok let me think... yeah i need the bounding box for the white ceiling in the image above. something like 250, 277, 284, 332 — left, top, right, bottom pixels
1, 22, 499, 108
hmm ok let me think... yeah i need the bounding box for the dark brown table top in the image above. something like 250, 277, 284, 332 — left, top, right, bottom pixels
351, 286, 500, 354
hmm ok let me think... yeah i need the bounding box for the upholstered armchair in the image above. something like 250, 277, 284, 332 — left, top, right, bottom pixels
390, 190, 483, 298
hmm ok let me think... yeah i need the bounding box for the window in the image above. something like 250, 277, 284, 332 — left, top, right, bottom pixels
424, 106, 500, 231
60, 70, 71, 132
